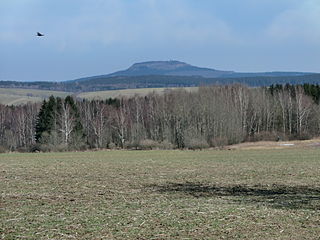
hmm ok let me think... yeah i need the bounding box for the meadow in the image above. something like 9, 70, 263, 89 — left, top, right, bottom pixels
0, 88, 72, 105
1, 148, 320, 239
0, 87, 197, 105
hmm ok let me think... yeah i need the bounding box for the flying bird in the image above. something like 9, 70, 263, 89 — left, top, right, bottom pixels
36, 32, 44, 37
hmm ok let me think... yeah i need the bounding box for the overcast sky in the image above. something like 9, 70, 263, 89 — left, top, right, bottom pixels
1, 0, 320, 81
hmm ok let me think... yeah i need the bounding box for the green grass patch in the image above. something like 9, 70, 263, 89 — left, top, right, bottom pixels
1, 149, 320, 239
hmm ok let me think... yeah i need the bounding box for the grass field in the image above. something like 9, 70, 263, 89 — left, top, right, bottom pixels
1, 148, 320, 239
0, 88, 72, 105
0, 87, 197, 105
77, 87, 197, 100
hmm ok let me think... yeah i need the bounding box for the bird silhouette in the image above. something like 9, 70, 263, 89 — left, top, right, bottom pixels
37, 32, 44, 37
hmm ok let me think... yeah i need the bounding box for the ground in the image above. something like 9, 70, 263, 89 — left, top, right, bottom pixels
1, 145, 320, 239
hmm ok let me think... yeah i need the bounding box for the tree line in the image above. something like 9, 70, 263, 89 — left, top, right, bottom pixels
1, 74, 320, 92
1, 84, 320, 152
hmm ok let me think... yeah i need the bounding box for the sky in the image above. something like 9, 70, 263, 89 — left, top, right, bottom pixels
1, 0, 320, 82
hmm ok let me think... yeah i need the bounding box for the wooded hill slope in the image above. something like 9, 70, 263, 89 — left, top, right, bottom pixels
1, 74, 320, 93
1, 61, 319, 92
1, 84, 320, 152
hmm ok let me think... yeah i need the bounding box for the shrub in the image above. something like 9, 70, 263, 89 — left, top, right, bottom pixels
208, 137, 228, 148
0, 146, 7, 153
139, 139, 157, 150
39, 144, 52, 152
185, 138, 209, 150
124, 141, 141, 150
297, 132, 312, 141
17, 147, 29, 153
247, 132, 290, 142
108, 142, 117, 149
37, 144, 68, 152
139, 139, 174, 150
29, 144, 41, 153
54, 144, 69, 152
68, 143, 88, 152
124, 139, 174, 150
157, 140, 174, 150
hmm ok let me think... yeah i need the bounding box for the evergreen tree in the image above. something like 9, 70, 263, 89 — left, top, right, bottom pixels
35, 96, 57, 142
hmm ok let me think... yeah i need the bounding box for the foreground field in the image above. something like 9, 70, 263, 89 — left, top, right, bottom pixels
1, 149, 320, 239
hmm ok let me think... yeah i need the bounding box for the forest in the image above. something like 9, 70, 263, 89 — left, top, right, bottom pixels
1, 74, 320, 92
1, 84, 320, 152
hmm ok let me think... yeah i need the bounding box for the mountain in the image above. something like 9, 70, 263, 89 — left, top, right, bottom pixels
107, 60, 234, 78
2, 74, 320, 93
106, 60, 313, 78
1, 60, 319, 92
70, 60, 313, 84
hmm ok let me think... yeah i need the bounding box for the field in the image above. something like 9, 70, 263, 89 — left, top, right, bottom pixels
0, 87, 197, 105
0, 88, 72, 105
77, 87, 197, 100
1, 148, 320, 239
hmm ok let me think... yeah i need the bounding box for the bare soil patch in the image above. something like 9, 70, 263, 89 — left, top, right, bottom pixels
229, 138, 320, 150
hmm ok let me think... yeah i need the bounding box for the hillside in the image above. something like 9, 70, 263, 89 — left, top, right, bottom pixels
2, 74, 320, 93
0, 88, 72, 105
73, 60, 313, 81
0, 61, 319, 92
71, 74, 320, 91
108, 60, 234, 78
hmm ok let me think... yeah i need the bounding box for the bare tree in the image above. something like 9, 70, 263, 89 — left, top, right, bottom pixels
58, 103, 75, 145
90, 101, 110, 148
295, 86, 313, 136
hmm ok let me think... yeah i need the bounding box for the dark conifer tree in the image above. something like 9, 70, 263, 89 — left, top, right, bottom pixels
35, 96, 57, 142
